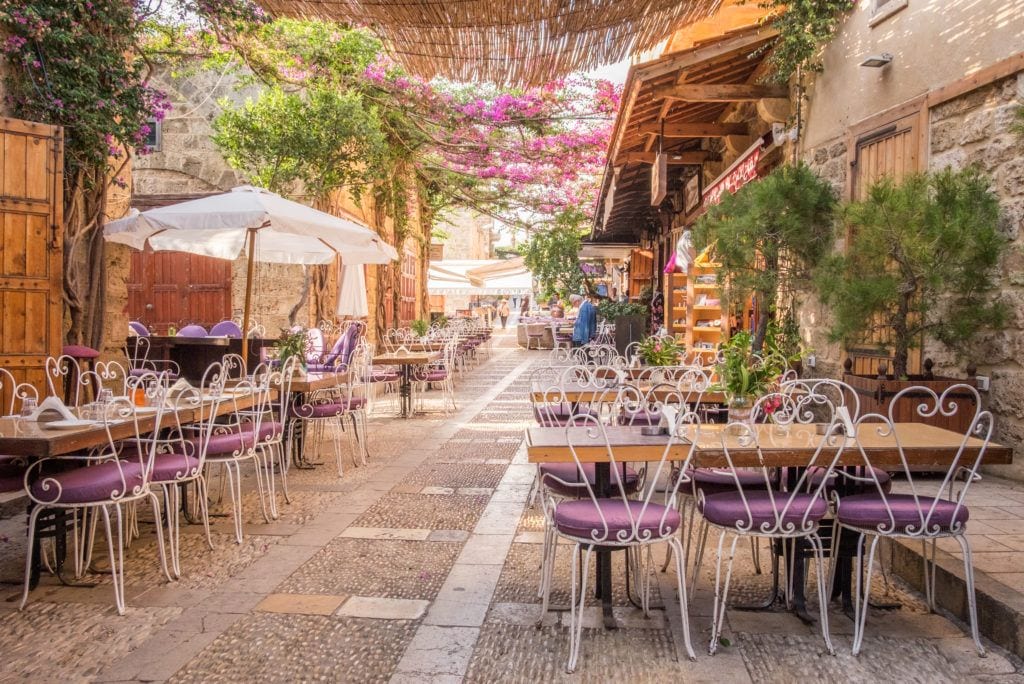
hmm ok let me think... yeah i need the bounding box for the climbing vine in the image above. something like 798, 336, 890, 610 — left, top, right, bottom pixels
0, 0, 170, 346
759, 0, 855, 83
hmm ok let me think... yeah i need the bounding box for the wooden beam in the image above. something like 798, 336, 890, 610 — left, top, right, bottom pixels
634, 27, 780, 82
620, 151, 713, 165
651, 83, 789, 102
638, 122, 748, 138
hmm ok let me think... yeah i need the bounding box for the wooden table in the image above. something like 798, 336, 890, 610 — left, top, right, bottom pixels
0, 390, 273, 459
0, 389, 271, 588
127, 336, 278, 383
530, 382, 727, 405
526, 422, 1012, 628
372, 352, 441, 418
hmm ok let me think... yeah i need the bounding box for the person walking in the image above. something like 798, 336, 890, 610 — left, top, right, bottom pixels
572, 293, 598, 347
498, 299, 510, 328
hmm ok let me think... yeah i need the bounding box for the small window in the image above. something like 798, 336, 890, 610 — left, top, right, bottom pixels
144, 118, 162, 152
870, 0, 908, 26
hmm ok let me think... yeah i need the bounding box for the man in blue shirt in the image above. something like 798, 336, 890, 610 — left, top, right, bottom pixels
572, 294, 598, 347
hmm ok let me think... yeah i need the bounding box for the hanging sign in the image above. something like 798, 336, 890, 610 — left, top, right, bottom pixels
650, 150, 667, 206
703, 144, 761, 207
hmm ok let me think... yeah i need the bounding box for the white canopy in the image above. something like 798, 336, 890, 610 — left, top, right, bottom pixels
428, 258, 533, 296
103, 186, 398, 265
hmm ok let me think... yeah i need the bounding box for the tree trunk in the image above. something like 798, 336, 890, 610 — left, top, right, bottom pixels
288, 266, 311, 326
64, 167, 107, 349
892, 290, 913, 379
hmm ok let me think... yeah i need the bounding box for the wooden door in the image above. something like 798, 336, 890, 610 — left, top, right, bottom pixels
127, 249, 231, 333
846, 109, 923, 374
399, 246, 417, 326
0, 117, 63, 405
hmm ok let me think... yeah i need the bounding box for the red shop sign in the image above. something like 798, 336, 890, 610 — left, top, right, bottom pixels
703, 144, 762, 207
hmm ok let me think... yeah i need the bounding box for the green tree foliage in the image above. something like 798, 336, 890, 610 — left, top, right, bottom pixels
212, 86, 385, 201
815, 167, 1006, 378
693, 163, 838, 351
519, 208, 589, 300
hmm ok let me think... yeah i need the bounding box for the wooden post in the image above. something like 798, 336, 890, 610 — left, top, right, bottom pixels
241, 228, 257, 368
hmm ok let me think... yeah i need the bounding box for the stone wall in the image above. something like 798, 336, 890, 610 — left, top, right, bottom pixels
926, 72, 1024, 478
801, 71, 1024, 477
115, 66, 308, 343
438, 209, 495, 260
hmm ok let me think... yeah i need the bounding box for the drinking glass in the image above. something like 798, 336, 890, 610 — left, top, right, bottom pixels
20, 397, 37, 419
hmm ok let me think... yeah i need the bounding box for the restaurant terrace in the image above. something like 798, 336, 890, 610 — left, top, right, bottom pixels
0, 0, 1022, 682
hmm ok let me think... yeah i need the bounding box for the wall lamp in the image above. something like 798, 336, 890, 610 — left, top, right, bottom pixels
860, 53, 894, 68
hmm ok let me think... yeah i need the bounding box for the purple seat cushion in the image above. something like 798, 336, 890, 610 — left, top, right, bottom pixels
151, 453, 201, 482
687, 468, 774, 497
699, 491, 827, 530
347, 397, 366, 410
255, 420, 284, 441
0, 456, 27, 493
554, 499, 680, 540
30, 460, 144, 504
540, 462, 640, 497
837, 494, 969, 533
290, 402, 345, 419
209, 320, 243, 338
422, 370, 447, 382
129, 321, 150, 337
306, 363, 341, 373
177, 324, 208, 338
62, 344, 100, 359
192, 431, 257, 456
533, 404, 596, 427
370, 370, 399, 382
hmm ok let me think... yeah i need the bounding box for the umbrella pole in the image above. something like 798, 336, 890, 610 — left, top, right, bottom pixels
241, 228, 257, 368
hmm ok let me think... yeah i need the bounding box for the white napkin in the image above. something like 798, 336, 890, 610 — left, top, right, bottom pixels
30, 396, 77, 423
659, 405, 679, 433
837, 405, 856, 437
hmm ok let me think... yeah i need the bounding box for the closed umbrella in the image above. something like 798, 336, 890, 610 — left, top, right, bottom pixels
337, 264, 369, 318
104, 185, 397, 359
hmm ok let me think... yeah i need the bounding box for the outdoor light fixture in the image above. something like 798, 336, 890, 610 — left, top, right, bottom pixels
860, 53, 894, 68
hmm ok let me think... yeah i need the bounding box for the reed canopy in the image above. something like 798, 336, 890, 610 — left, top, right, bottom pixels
257, 0, 721, 85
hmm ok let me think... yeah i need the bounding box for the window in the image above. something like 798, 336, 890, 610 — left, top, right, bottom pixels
870, 0, 908, 27
143, 117, 162, 152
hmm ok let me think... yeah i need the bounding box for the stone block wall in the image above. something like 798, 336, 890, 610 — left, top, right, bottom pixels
926, 72, 1024, 478
801, 71, 1024, 477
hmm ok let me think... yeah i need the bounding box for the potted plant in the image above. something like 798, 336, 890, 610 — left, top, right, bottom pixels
273, 328, 310, 372
714, 331, 787, 423
814, 167, 1006, 426
636, 335, 685, 366
598, 300, 649, 355
694, 163, 838, 352
410, 319, 430, 339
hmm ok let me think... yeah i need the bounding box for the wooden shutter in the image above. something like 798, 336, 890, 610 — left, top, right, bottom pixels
845, 108, 924, 374
850, 112, 920, 201
399, 246, 417, 325
0, 117, 63, 404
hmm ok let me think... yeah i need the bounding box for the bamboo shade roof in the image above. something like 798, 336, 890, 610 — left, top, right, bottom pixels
256, 0, 723, 85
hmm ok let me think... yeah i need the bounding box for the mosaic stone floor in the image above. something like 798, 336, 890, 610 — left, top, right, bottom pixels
0, 327, 1019, 682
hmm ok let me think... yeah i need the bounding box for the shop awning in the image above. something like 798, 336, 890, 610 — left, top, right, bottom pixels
428, 259, 533, 296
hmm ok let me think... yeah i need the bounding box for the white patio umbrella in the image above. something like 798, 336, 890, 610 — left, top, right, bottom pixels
104, 185, 398, 359
337, 264, 369, 317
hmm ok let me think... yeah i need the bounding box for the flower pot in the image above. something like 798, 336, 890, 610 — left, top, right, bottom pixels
614, 315, 646, 356
727, 396, 754, 431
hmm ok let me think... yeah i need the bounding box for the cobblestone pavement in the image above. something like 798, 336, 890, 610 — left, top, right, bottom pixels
0, 328, 1021, 682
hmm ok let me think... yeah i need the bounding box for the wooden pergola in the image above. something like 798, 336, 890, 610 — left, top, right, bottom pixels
592, 22, 786, 242
255, 0, 721, 85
